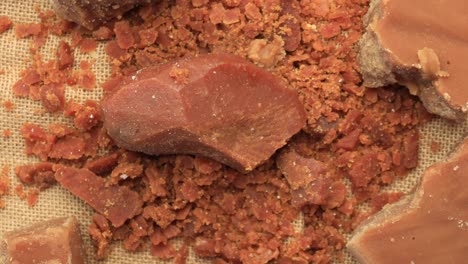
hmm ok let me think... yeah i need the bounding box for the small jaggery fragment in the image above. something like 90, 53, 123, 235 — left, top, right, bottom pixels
248, 36, 286, 68
15, 162, 56, 190
3, 100, 14, 111
26, 188, 39, 207
55, 166, 143, 227
88, 214, 112, 259
359, 0, 468, 121
0, 16, 12, 34
51, 0, 155, 30
347, 137, 468, 263
102, 53, 306, 173
1, 217, 86, 264
430, 141, 441, 153
79, 38, 97, 53
56, 41, 74, 70
114, 20, 135, 50
93, 26, 114, 40
65, 99, 102, 131
276, 149, 346, 209
40, 82, 66, 112
0, 165, 9, 209
276, 149, 326, 190
85, 153, 120, 175
279, 0, 301, 52
14, 23, 43, 39
2, 129, 11, 138
76, 61, 96, 90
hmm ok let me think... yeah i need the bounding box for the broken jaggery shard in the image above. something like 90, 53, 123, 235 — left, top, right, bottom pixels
347, 137, 468, 263
55, 166, 143, 227
1, 217, 86, 264
52, 0, 154, 30
359, 0, 468, 121
102, 53, 307, 173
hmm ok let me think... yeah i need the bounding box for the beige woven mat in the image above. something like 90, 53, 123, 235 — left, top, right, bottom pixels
0, 0, 466, 263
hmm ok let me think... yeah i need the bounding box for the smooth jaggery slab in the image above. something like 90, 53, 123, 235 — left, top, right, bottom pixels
360, 0, 468, 121
55, 166, 143, 227
102, 53, 307, 173
1, 217, 86, 264
347, 137, 468, 263
51, 0, 154, 30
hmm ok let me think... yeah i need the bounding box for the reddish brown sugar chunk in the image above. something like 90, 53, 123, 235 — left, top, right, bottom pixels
360, 0, 468, 120
51, 0, 155, 30
55, 166, 143, 227
57, 41, 74, 70
1, 217, 86, 264
102, 53, 307, 173
347, 137, 468, 263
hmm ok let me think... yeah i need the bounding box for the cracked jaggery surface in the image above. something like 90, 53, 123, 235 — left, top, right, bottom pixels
347, 137, 468, 264
102, 53, 307, 173
359, 0, 468, 121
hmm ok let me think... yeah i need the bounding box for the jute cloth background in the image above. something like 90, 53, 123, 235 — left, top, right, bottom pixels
0, 0, 466, 263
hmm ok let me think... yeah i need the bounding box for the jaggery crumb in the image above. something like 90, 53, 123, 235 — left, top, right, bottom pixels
169, 66, 190, 84
248, 36, 285, 68
0, 16, 12, 34
0, 165, 10, 208
79, 38, 98, 54
3, 129, 11, 138
27, 188, 39, 207
3, 100, 14, 111
430, 141, 441, 153
15, 184, 27, 200
15, 23, 42, 39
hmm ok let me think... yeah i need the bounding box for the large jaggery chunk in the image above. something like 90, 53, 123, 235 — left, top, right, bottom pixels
52, 0, 153, 30
102, 53, 306, 173
1, 217, 86, 264
360, 0, 468, 121
347, 137, 468, 263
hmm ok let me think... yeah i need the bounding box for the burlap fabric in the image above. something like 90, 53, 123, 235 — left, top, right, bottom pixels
0, 0, 466, 263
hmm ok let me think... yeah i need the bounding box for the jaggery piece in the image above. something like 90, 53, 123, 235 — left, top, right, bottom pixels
51, 0, 154, 30
1, 217, 86, 264
276, 149, 326, 190
0, 16, 12, 34
359, 0, 468, 121
102, 53, 306, 173
15, 162, 56, 190
55, 166, 143, 227
347, 137, 468, 263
